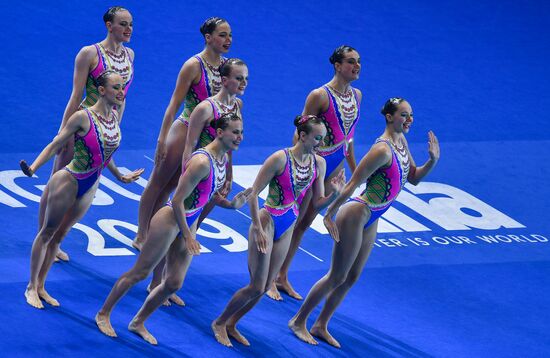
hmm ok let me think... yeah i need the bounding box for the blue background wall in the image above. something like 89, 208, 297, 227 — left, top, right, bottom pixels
1, 1, 550, 357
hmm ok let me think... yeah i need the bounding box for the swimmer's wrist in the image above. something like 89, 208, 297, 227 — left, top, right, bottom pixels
114, 171, 123, 181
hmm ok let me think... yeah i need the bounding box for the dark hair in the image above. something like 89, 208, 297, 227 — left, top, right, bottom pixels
220, 58, 246, 77
294, 115, 324, 136
329, 45, 357, 65
211, 112, 241, 131
95, 70, 118, 88
200, 17, 227, 37
103, 6, 128, 23
381, 97, 406, 116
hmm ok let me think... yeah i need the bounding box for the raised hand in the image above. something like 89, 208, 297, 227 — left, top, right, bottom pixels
20, 160, 34, 177
428, 131, 440, 162
120, 168, 145, 183
230, 187, 253, 209
323, 215, 340, 242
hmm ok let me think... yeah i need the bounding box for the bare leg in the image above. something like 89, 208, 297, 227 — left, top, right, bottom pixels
141, 171, 184, 307
270, 193, 315, 301
26, 171, 77, 309
143, 168, 185, 307
227, 224, 294, 346
212, 210, 276, 347
129, 229, 194, 345
146, 258, 171, 307
96, 206, 180, 337
49, 138, 75, 261
36, 181, 98, 306
289, 201, 368, 345
133, 121, 187, 249
272, 161, 344, 300
38, 186, 68, 262
266, 189, 313, 301
311, 222, 377, 348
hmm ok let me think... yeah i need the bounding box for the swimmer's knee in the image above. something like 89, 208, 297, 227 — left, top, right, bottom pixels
52, 227, 71, 243
38, 226, 57, 242
130, 268, 151, 283
249, 284, 265, 298
164, 277, 183, 293
329, 272, 348, 288
345, 269, 362, 286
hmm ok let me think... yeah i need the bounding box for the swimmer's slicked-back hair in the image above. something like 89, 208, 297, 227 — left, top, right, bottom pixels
220, 58, 246, 77
329, 45, 358, 65
211, 112, 242, 131
103, 6, 128, 23
95, 70, 118, 88
381, 97, 406, 116
294, 115, 324, 136
200, 17, 228, 37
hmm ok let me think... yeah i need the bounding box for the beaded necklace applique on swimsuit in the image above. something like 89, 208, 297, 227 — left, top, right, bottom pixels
66, 108, 121, 178
81, 43, 134, 109
264, 149, 317, 216
183, 148, 227, 215
317, 85, 360, 157
354, 138, 410, 210
179, 55, 226, 122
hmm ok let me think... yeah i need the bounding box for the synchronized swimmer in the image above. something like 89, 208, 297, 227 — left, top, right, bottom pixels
20, 7, 440, 351
268, 45, 363, 301
21, 70, 143, 309
44, 6, 134, 262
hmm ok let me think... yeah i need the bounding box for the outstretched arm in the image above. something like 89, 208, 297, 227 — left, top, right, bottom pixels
106, 158, 144, 183
20, 112, 87, 176
213, 187, 253, 209
406, 131, 440, 185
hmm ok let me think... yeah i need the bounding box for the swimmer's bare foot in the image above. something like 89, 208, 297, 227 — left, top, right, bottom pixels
276, 278, 303, 300
25, 287, 44, 309
266, 282, 283, 301
38, 287, 59, 307
288, 316, 317, 345
168, 293, 185, 306
55, 248, 69, 262
227, 324, 250, 346
128, 319, 157, 345
211, 320, 232, 347
95, 313, 117, 337
310, 325, 340, 348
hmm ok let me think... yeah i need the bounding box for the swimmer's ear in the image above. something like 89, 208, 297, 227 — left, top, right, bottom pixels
299, 130, 307, 142
221, 75, 229, 86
